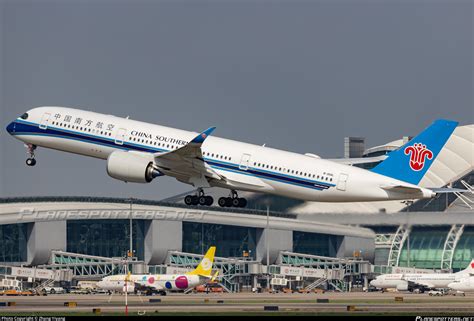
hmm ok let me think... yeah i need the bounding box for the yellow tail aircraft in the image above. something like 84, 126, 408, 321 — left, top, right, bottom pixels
97, 246, 217, 296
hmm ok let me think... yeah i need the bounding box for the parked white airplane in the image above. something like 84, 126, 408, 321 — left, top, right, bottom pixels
5, 106, 461, 207
370, 260, 474, 292
97, 246, 217, 296
448, 275, 474, 292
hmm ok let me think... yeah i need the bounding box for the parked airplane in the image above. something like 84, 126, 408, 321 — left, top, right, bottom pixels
97, 246, 217, 296
370, 260, 474, 292
448, 276, 474, 292
5, 106, 462, 207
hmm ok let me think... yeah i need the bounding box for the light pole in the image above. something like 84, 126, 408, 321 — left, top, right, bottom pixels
129, 197, 133, 259
266, 203, 270, 290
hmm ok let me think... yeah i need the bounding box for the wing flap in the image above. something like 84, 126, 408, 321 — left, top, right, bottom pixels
153, 126, 227, 186
134, 280, 164, 291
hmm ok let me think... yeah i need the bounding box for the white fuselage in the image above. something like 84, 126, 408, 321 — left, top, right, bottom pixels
97, 274, 202, 293
448, 277, 474, 292
370, 272, 471, 290
7, 106, 435, 202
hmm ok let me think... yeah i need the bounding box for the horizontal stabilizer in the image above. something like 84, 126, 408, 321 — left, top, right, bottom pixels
380, 185, 423, 194
429, 187, 469, 194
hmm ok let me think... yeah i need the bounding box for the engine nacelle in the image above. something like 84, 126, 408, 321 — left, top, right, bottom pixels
396, 282, 409, 291
106, 151, 162, 183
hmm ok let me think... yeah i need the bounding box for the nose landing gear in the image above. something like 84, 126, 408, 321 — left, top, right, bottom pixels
218, 190, 247, 208
184, 188, 214, 206
25, 144, 37, 166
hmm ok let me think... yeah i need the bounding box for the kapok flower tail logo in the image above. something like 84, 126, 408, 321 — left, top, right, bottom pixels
404, 143, 433, 171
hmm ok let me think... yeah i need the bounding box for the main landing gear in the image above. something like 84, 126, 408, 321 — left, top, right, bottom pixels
184, 189, 214, 206
218, 190, 247, 208
25, 144, 37, 166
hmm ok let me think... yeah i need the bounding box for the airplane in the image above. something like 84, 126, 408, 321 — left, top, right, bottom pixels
97, 246, 217, 296
5, 106, 463, 208
369, 260, 474, 292
448, 276, 474, 293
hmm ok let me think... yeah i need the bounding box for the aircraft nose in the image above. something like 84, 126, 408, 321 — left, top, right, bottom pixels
6, 121, 15, 134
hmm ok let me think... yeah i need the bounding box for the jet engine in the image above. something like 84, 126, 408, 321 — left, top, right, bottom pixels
106, 151, 162, 183
396, 282, 409, 291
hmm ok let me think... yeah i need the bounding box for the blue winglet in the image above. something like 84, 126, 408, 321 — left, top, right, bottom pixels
191, 127, 216, 144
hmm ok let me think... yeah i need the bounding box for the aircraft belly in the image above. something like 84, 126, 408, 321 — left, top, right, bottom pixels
18, 134, 114, 160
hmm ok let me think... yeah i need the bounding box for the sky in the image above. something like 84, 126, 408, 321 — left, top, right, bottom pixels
0, 0, 473, 200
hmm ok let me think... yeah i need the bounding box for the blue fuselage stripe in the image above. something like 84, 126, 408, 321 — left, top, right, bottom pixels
11, 120, 335, 191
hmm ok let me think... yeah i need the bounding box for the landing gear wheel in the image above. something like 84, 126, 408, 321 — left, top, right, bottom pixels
238, 198, 247, 208
218, 197, 227, 207
198, 196, 208, 206
26, 158, 36, 166
25, 144, 37, 167
185, 190, 213, 207
232, 198, 240, 207
218, 190, 248, 208
184, 195, 193, 205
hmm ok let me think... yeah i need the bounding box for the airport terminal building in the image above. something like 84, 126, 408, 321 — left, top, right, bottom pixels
0, 196, 375, 265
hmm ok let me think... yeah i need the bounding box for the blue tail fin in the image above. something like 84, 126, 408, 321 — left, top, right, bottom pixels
371, 119, 458, 185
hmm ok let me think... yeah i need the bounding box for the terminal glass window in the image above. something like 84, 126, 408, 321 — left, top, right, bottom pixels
183, 222, 256, 258
452, 227, 474, 271
67, 220, 145, 260
0, 223, 28, 262
293, 232, 341, 257
398, 226, 449, 269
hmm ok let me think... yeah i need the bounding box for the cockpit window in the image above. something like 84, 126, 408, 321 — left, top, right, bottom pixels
20, 113, 29, 120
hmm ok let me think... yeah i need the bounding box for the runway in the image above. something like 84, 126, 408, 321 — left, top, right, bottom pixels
1, 292, 474, 315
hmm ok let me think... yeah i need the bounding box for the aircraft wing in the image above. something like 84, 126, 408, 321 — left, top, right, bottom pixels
153, 127, 269, 189
153, 127, 227, 187
133, 280, 164, 291
406, 280, 436, 289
